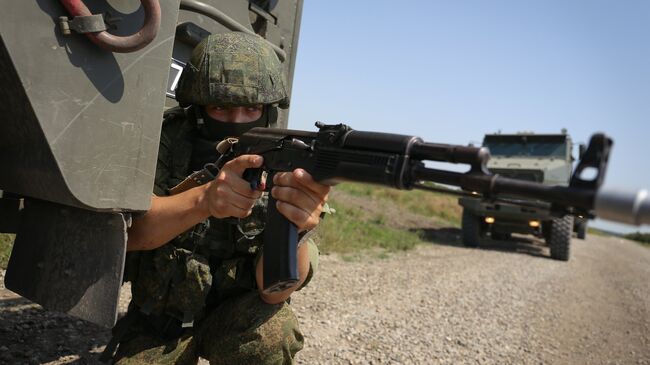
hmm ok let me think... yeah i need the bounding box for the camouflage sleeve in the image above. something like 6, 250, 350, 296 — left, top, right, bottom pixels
154, 108, 194, 196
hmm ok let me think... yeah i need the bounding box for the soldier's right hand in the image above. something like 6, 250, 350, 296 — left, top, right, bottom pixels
202, 155, 264, 218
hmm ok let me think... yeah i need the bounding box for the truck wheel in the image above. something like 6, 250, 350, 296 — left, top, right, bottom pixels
461, 209, 481, 247
547, 215, 573, 261
576, 221, 587, 240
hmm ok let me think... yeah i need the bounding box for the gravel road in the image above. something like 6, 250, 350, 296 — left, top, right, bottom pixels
1, 234, 649, 364
293, 234, 650, 364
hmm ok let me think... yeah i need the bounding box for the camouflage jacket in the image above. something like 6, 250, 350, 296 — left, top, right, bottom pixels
125, 106, 273, 326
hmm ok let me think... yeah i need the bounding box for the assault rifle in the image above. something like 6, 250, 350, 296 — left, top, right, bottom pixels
216, 122, 650, 293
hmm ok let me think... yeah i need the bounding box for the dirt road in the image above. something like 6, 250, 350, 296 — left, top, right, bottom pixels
1, 234, 648, 364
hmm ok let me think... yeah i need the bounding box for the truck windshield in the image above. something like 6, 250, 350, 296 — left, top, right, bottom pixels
483, 136, 567, 158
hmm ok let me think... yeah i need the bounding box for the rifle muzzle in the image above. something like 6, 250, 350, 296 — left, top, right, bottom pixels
595, 187, 650, 226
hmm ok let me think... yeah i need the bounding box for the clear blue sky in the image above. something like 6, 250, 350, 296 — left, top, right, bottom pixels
287, 0, 650, 234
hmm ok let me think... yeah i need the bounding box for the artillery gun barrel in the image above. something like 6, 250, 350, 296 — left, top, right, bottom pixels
414, 164, 650, 226
413, 166, 595, 210
595, 188, 650, 226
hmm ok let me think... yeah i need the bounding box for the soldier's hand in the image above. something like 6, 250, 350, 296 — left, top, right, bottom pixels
271, 169, 330, 232
203, 154, 264, 218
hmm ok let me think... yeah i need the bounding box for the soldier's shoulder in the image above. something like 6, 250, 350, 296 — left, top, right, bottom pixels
161, 106, 196, 141
162, 105, 190, 127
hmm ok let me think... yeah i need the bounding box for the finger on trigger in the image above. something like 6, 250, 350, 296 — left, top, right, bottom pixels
226, 154, 264, 176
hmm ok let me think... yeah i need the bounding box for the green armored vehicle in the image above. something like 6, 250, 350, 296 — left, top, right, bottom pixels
0, 0, 303, 327
458, 130, 587, 261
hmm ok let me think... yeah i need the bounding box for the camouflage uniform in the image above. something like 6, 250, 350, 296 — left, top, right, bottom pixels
107, 33, 317, 365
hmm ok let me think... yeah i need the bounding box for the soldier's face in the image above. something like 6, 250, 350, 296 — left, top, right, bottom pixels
205, 105, 263, 123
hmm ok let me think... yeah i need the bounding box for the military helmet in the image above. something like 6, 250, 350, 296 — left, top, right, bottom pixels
175, 32, 288, 108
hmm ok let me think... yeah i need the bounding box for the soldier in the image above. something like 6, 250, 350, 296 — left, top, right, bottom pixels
104, 32, 329, 364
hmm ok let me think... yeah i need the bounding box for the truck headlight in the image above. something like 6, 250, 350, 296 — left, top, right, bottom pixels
485, 217, 495, 224
529, 220, 540, 228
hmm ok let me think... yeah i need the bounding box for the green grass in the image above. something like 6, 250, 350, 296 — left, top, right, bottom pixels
336, 183, 462, 225
624, 232, 650, 246
310, 182, 462, 258
0, 233, 15, 269
314, 203, 425, 257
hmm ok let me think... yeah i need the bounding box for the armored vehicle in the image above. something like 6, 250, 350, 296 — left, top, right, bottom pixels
458, 130, 587, 261
0, 0, 303, 327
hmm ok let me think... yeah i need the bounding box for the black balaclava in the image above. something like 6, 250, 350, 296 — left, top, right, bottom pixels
197, 107, 266, 141
189, 105, 277, 171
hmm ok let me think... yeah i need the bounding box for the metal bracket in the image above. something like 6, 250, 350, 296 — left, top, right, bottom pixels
175, 22, 211, 48
569, 133, 612, 191
103, 11, 123, 30
249, 2, 277, 24
4, 199, 127, 327
59, 14, 107, 35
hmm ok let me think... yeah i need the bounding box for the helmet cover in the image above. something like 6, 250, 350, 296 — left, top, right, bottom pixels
175, 32, 288, 108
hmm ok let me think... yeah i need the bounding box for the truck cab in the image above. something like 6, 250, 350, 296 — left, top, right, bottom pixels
458, 130, 587, 261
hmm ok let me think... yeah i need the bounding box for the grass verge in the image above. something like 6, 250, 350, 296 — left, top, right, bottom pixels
314, 203, 425, 259
311, 182, 464, 258
587, 227, 612, 237
336, 183, 461, 226
624, 232, 650, 247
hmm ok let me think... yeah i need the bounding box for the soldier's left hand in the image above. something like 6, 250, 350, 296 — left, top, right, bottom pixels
271, 169, 330, 232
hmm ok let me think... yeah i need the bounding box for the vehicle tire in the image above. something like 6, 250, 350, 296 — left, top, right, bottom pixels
576, 221, 587, 240
547, 215, 573, 261
461, 209, 481, 247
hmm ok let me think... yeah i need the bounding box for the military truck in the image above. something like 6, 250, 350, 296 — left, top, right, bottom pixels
0, 0, 303, 327
458, 130, 587, 261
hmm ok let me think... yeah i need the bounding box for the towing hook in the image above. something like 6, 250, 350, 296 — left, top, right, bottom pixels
58, 0, 161, 53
